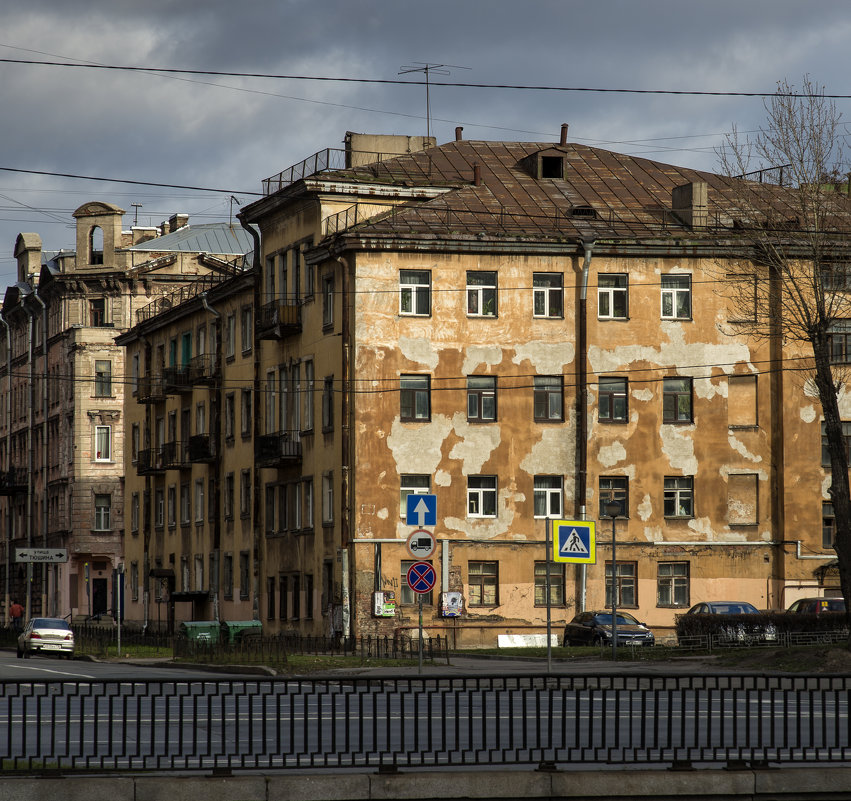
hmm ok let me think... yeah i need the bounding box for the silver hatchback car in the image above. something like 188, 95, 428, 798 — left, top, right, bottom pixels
17, 617, 75, 659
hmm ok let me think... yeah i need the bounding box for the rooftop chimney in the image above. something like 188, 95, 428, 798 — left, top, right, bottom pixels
672, 182, 708, 229
455, 126, 464, 141
168, 213, 189, 233
560, 123, 569, 146
473, 163, 481, 186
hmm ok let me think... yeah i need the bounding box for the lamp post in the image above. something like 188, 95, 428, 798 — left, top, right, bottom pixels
604, 500, 621, 662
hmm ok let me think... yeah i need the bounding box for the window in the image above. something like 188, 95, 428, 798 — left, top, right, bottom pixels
89, 298, 107, 326
467, 271, 497, 317
535, 562, 565, 606
94, 360, 112, 396
399, 270, 431, 316
468, 561, 498, 606
130, 492, 139, 533
225, 313, 236, 358
534, 476, 563, 518
224, 473, 234, 520
606, 561, 637, 607
196, 402, 206, 436
131, 423, 140, 463
279, 576, 288, 620
267, 577, 276, 620
823, 502, 835, 549
824, 263, 851, 291
94, 494, 111, 531
130, 562, 139, 601
241, 306, 252, 353
828, 320, 851, 363
167, 485, 176, 527
728, 375, 757, 427
400, 375, 430, 421
322, 275, 334, 328
223, 553, 233, 599
727, 473, 758, 525
303, 478, 314, 529
155, 488, 164, 528
533, 273, 563, 318
303, 360, 314, 431
598, 275, 628, 319
400, 474, 430, 519
657, 562, 689, 607
599, 476, 628, 518
322, 472, 334, 525
598, 377, 627, 422
89, 227, 104, 265
663, 377, 692, 423
534, 376, 563, 421
467, 476, 497, 517
239, 552, 250, 599
194, 479, 204, 523
241, 389, 252, 437
180, 482, 191, 525
94, 425, 111, 461
822, 421, 851, 466
401, 560, 433, 605
661, 275, 691, 319
292, 574, 301, 618
467, 376, 496, 422
240, 469, 251, 518
322, 376, 334, 431
664, 476, 694, 517
225, 392, 235, 440
305, 574, 314, 619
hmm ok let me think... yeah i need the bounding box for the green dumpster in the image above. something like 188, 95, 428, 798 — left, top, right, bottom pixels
220, 620, 262, 644
179, 621, 220, 645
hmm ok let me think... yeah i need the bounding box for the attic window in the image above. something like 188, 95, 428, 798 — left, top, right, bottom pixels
540, 156, 564, 179
571, 206, 598, 219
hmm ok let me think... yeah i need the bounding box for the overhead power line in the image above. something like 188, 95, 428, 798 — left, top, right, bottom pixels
2, 57, 849, 99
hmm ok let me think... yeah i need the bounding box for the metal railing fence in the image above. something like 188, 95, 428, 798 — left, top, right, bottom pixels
1, 673, 850, 773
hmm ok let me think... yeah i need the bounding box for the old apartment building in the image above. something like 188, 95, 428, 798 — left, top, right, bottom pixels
122, 129, 845, 645
0, 202, 253, 623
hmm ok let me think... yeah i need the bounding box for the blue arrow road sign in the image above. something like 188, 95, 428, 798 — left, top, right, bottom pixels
406, 493, 437, 527
406, 561, 436, 594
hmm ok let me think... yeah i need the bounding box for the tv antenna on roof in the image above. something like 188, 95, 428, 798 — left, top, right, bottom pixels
398, 62, 471, 140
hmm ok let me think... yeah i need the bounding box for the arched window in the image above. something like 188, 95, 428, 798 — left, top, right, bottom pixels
89, 226, 104, 265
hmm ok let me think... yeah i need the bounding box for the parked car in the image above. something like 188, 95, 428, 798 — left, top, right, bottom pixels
786, 597, 846, 614
17, 617, 75, 659
683, 601, 777, 645
563, 610, 655, 647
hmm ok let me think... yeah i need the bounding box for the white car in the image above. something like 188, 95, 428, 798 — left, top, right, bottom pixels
17, 617, 75, 659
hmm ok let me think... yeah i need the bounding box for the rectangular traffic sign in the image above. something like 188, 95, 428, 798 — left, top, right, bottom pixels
406, 493, 436, 527
15, 548, 69, 564
552, 520, 596, 564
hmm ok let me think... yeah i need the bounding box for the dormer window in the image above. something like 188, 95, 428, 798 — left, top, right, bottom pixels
541, 156, 564, 179
571, 206, 598, 219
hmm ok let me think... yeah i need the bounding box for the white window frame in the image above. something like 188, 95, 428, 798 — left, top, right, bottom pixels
400, 474, 430, 519
661, 274, 692, 320
467, 475, 497, 518
399, 270, 431, 316
466, 271, 497, 317
322, 472, 334, 524
180, 482, 191, 525
534, 476, 563, 518
94, 425, 111, 462
194, 479, 205, 523
598, 274, 628, 319
93, 494, 111, 531
533, 273, 563, 318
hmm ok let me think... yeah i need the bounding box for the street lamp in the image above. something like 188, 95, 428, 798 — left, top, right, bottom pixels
604, 500, 621, 662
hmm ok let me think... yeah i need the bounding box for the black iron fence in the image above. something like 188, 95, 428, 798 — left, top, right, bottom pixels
1, 673, 849, 773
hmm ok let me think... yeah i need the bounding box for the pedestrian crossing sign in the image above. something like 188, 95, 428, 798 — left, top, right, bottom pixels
552, 520, 596, 564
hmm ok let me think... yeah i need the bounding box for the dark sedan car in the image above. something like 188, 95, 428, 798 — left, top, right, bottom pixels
787, 597, 846, 614
683, 601, 777, 644
563, 610, 655, 647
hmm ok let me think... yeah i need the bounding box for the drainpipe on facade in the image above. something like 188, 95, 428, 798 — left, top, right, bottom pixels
0, 313, 10, 625
335, 254, 352, 639
577, 239, 595, 614
21, 300, 34, 621
32, 289, 49, 615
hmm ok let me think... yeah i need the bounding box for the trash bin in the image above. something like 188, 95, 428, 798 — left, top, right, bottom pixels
220, 620, 262, 644
179, 621, 220, 645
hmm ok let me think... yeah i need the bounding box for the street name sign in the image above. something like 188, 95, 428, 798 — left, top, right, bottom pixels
15, 548, 69, 564
552, 520, 596, 564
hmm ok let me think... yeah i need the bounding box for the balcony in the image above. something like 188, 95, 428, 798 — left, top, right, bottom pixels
188, 353, 217, 385
137, 448, 165, 475
188, 434, 217, 463
255, 431, 302, 467
137, 375, 166, 404
256, 298, 302, 340
163, 365, 193, 395
161, 441, 190, 470
0, 467, 27, 495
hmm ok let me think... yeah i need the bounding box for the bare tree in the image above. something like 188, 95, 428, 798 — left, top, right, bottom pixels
718, 76, 851, 629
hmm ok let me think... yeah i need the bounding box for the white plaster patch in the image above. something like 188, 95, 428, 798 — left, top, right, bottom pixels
822, 475, 832, 498
434, 469, 451, 487
660, 426, 698, 474
512, 341, 575, 374
519, 427, 575, 475
631, 388, 653, 403
448, 412, 501, 474
598, 441, 627, 468
839, 384, 851, 418
398, 336, 439, 370
462, 345, 503, 374
640, 526, 662, 541
727, 434, 763, 463
637, 493, 653, 522
387, 415, 453, 475
377, 508, 388, 520
687, 517, 715, 537
799, 405, 817, 424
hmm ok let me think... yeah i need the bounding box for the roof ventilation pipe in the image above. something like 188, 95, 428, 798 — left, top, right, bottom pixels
473, 163, 481, 186
455, 127, 463, 141
560, 123, 569, 146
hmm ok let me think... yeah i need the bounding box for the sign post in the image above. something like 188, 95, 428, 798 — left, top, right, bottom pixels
406, 561, 436, 673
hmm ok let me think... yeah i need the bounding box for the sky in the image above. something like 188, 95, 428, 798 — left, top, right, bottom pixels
2, 0, 851, 287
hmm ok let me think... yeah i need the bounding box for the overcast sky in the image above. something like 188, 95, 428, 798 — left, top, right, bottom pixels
2, 1, 851, 287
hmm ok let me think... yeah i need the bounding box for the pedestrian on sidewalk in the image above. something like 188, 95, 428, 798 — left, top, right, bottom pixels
9, 599, 23, 633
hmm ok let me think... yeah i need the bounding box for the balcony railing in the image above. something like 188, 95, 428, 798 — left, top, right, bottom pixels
256, 297, 302, 339
137, 448, 165, 475
255, 431, 302, 466
187, 434, 217, 463
188, 353, 217, 385
0, 467, 27, 495
137, 375, 166, 404
161, 441, 190, 470
163, 366, 192, 395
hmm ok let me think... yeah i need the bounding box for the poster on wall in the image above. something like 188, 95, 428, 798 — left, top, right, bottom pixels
441, 591, 463, 617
